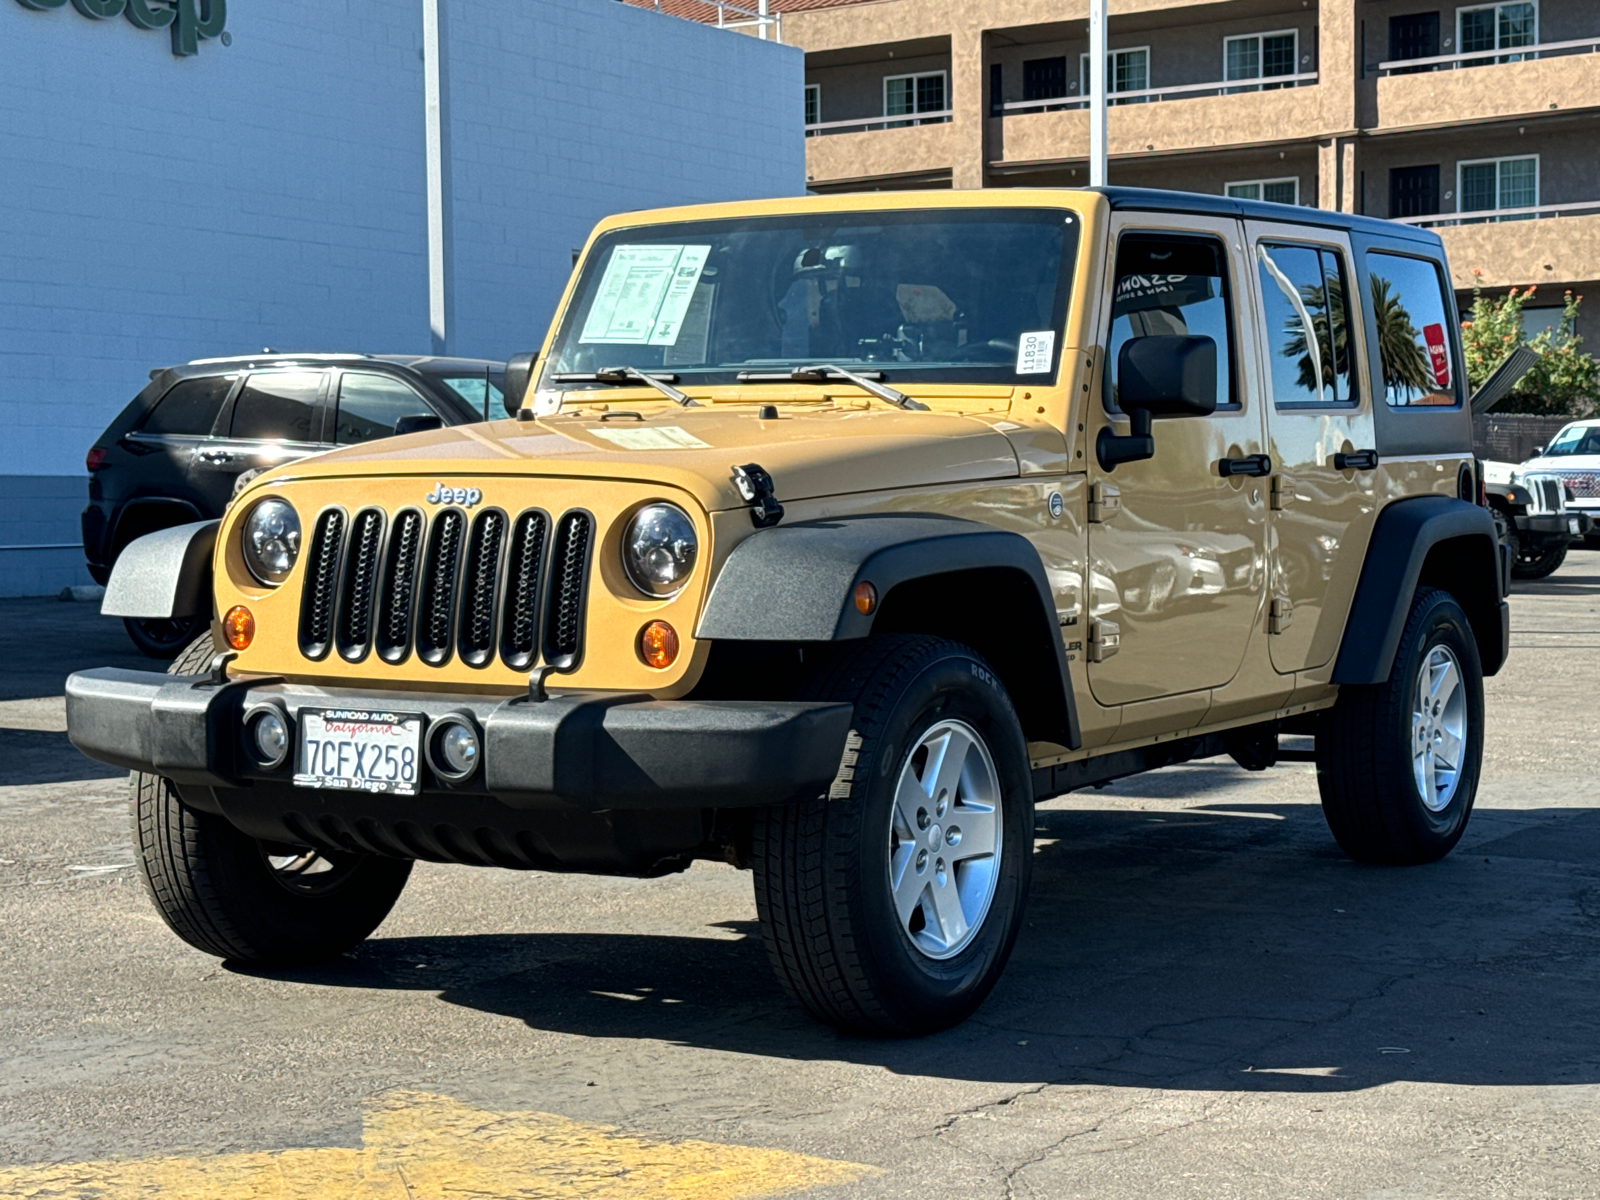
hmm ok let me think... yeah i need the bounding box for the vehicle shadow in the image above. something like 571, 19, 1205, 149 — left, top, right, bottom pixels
241, 794, 1600, 1094
0, 729, 126, 785
0, 598, 153, 702
1511, 566, 1600, 597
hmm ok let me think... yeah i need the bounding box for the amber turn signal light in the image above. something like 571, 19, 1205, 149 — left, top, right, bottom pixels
223, 605, 255, 651
639, 620, 679, 669
853, 581, 877, 615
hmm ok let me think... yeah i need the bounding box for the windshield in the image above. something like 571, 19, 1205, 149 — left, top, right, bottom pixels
1537, 425, 1600, 458
539, 209, 1079, 395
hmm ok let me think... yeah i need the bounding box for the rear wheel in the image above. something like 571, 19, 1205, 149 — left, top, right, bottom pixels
133, 635, 413, 965
752, 635, 1034, 1035
123, 615, 207, 659
1317, 587, 1484, 864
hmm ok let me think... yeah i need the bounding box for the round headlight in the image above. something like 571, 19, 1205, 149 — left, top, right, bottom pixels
242, 499, 301, 586
622, 503, 698, 597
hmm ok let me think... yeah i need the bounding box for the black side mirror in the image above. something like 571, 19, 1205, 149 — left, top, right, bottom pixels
1097, 335, 1218, 470
394, 414, 444, 436
504, 351, 537, 416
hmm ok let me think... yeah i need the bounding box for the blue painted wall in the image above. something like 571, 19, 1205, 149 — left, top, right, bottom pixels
0, 0, 802, 595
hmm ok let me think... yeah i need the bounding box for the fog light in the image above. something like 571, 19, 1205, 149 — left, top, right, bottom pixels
639, 620, 679, 669
853, 581, 877, 614
425, 715, 481, 784
244, 705, 290, 770
224, 605, 255, 650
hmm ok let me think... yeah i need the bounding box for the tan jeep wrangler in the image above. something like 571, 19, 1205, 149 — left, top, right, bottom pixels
68, 189, 1507, 1035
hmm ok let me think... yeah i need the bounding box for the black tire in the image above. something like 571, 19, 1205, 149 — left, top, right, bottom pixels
751, 635, 1034, 1035
133, 635, 413, 965
124, 614, 208, 660
1511, 540, 1567, 580
1317, 587, 1484, 865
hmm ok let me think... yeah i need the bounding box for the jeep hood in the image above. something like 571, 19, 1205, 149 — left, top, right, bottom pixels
256, 406, 1026, 510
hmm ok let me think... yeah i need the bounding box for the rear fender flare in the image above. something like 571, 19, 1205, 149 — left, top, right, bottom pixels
1332, 496, 1507, 683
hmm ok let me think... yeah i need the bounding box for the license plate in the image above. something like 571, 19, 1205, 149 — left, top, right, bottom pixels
294, 708, 423, 796
1570, 517, 1581, 535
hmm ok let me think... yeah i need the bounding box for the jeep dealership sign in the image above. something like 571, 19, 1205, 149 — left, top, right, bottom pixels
15, 0, 227, 56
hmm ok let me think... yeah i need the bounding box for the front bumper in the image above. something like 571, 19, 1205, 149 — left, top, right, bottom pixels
1514, 512, 1592, 541
65, 668, 852, 874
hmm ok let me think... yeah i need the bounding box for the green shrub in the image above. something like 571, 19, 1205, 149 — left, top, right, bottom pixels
1461, 272, 1599, 416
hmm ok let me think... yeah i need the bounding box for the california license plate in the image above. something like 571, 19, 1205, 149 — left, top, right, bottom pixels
293, 709, 423, 796
1570, 517, 1581, 535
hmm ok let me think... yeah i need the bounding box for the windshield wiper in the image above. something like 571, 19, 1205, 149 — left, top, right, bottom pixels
550, 367, 697, 406
735, 364, 928, 411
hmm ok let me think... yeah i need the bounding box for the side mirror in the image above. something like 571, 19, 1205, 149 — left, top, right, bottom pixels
1097, 335, 1218, 470
504, 351, 538, 416
394, 414, 444, 436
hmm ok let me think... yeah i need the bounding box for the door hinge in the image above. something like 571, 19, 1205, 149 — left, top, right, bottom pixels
1088, 618, 1121, 662
1270, 474, 1295, 511
1269, 594, 1293, 634
1089, 481, 1121, 523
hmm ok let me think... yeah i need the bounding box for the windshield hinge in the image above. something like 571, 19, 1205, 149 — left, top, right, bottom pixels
732, 463, 784, 529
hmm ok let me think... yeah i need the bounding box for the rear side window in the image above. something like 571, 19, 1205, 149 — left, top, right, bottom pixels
230, 371, 323, 441
334, 373, 435, 445
139, 376, 232, 436
1255, 242, 1357, 406
1367, 252, 1458, 407
1106, 234, 1237, 410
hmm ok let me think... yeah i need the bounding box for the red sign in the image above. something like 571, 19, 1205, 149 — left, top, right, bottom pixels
1423, 323, 1451, 389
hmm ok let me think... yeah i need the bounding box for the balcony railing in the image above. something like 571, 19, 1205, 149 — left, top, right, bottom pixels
1395, 199, 1600, 228
639, 0, 781, 41
1375, 36, 1599, 76
997, 70, 1318, 113
805, 111, 954, 137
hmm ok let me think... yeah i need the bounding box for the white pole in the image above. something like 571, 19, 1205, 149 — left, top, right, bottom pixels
423, 0, 453, 355
1089, 0, 1107, 187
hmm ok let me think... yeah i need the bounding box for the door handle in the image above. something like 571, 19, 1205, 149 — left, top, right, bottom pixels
196, 449, 236, 464
1218, 454, 1273, 478
1334, 449, 1379, 471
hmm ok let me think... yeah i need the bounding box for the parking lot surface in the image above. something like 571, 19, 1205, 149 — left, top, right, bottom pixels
3, 564, 1599, 1198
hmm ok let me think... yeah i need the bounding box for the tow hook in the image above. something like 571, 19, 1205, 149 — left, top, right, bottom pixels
732, 463, 784, 529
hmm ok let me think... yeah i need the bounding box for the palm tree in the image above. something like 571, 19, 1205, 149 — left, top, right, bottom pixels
1370, 275, 1433, 401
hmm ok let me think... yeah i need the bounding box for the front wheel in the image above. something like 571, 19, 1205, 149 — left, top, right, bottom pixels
1317, 587, 1484, 864
133, 635, 413, 964
124, 615, 207, 659
752, 635, 1034, 1035
1511, 540, 1567, 580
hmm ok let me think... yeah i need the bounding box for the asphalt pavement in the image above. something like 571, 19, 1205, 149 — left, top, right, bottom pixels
2, 562, 1599, 1198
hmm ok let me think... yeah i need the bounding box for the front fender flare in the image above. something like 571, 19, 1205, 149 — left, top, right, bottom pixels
101, 520, 219, 621
696, 515, 1080, 748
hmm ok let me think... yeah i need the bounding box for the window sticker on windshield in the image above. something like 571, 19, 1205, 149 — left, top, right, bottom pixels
591, 425, 711, 451
579, 245, 711, 346
1015, 331, 1056, 375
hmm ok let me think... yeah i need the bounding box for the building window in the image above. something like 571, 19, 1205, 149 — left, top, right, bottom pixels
1459, 2, 1537, 63
884, 71, 948, 126
804, 84, 820, 129
1458, 155, 1538, 220
1023, 56, 1068, 101
1227, 178, 1300, 205
1079, 48, 1149, 105
1390, 164, 1441, 218
1224, 31, 1299, 91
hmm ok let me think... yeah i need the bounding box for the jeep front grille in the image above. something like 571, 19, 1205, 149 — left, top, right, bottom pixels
299, 505, 593, 673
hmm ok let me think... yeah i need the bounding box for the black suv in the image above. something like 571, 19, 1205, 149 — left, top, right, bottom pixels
84, 354, 508, 656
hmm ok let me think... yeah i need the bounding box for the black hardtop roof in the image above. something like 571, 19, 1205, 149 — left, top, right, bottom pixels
1093, 186, 1443, 248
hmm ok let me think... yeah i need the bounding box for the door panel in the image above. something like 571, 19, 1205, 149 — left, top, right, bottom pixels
1244, 222, 1378, 675
1086, 217, 1270, 707
188, 369, 329, 511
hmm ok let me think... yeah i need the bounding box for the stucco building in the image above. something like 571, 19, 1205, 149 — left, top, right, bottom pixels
657, 0, 1598, 346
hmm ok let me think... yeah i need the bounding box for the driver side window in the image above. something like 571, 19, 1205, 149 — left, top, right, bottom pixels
1105, 234, 1237, 411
